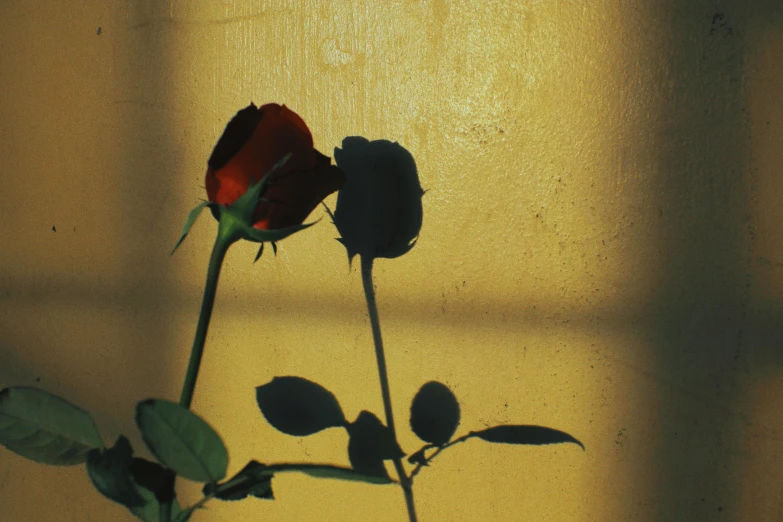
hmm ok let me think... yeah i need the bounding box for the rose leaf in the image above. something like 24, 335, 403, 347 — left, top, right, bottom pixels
0, 386, 103, 465
135, 399, 228, 483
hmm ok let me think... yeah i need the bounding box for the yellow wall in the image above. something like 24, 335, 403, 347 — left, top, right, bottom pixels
2, 1, 783, 520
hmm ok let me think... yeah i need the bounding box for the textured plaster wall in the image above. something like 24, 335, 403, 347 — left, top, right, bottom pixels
1, 1, 783, 521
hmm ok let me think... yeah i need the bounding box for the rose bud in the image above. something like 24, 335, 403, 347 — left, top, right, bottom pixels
172, 103, 346, 258
206, 103, 346, 232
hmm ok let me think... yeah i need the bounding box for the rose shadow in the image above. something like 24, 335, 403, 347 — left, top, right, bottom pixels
331, 137, 424, 263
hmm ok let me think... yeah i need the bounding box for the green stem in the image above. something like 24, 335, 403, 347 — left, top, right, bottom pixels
159, 501, 172, 522
179, 219, 238, 409
360, 256, 418, 522
167, 218, 240, 522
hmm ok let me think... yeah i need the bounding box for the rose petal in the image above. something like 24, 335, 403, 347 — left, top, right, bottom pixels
207, 103, 263, 172
204, 103, 345, 231
253, 151, 345, 230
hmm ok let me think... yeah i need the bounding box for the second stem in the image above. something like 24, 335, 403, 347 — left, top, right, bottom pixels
360, 256, 418, 522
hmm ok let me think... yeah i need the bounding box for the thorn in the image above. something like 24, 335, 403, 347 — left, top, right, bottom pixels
272, 242, 278, 256
254, 243, 264, 262
320, 201, 336, 223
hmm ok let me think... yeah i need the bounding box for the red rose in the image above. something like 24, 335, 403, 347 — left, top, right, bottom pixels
205, 103, 345, 230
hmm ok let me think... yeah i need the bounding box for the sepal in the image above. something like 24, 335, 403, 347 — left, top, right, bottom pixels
230, 153, 291, 223
171, 201, 217, 255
